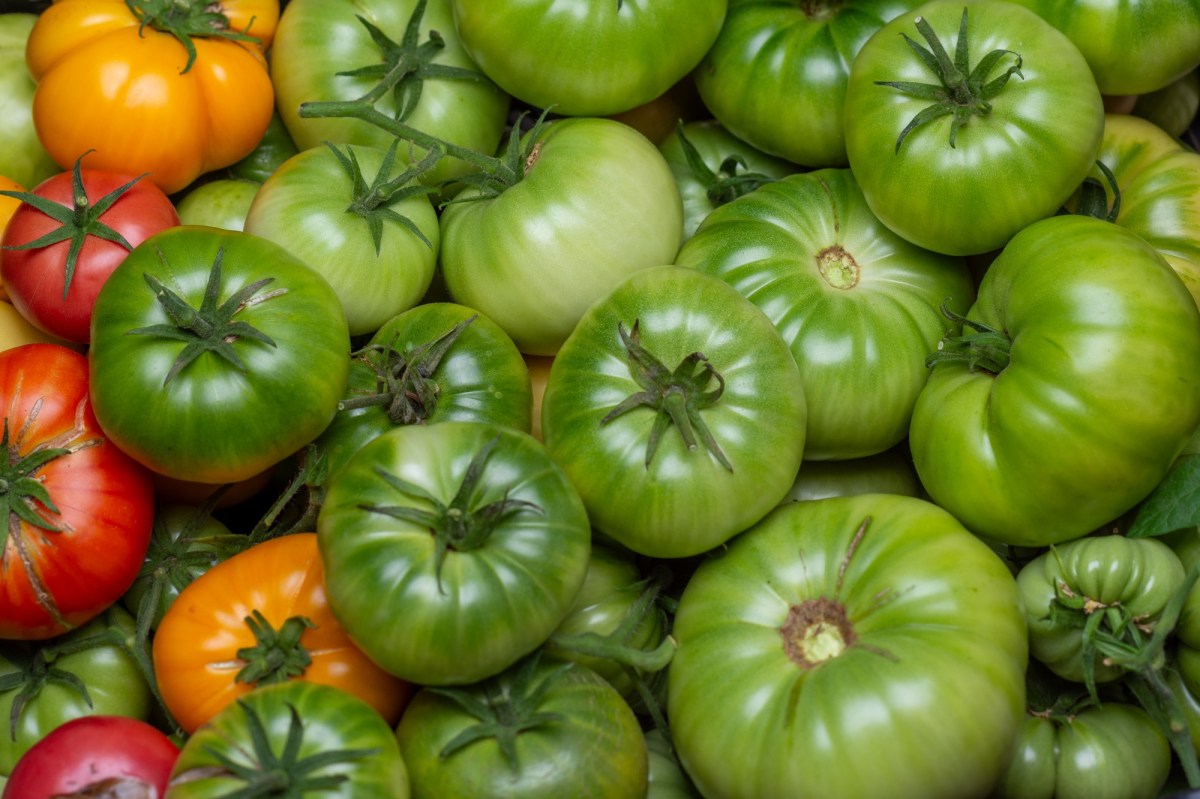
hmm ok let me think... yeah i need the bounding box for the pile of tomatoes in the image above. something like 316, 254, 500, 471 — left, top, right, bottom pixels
3, 0, 1200, 797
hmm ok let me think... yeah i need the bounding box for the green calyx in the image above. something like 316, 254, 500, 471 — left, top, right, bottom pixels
673, 121, 777, 207
925, 301, 1011, 374
128, 245, 283, 387
0, 153, 144, 300
177, 700, 379, 797
125, 0, 262, 74
235, 611, 315, 687
428, 654, 571, 771
327, 140, 439, 255
362, 435, 543, 592
1064, 160, 1122, 223
603, 320, 733, 472
875, 7, 1023, 151
338, 315, 476, 425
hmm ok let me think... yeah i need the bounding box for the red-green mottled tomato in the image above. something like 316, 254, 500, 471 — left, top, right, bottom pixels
694, 0, 922, 167
909, 216, 1200, 546
450, 0, 726, 116
395, 658, 647, 799
165, 681, 408, 798
317, 421, 591, 686
541, 265, 807, 559
1007, 0, 1200, 96
270, 0, 509, 189
844, 0, 1104, 255
244, 143, 440, 335
88, 226, 350, 484
667, 494, 1028, 799
675, 169, 974, 460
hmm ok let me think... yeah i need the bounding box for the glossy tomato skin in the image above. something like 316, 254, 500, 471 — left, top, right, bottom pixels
910, 216, 1200, 547
541, 265, 807, 558
271, 0, 508, 189
318, 421, 591, 686
165, 680, 409, 799
676, 169, 974, 460
153, 533, 412, 733
396, 659, 647, 799
1, 166, 180, 343
88, 226, 350, 484
1007, 0, 1200, 95
695, 0, 921, 167
450, 0, 726, 116
439, 116, 684, 355
26, 0, 277, 195
844, 0, 1104, 255
2, 715, 179, 799
667, 494, 1028, 799
244, 143, 440, 336
0, 14, 57, 190
0, 343, 155, 640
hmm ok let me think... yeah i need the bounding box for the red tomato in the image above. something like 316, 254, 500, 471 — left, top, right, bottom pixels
0, 343, 156, 639
2, 715, 179, 799
0, 157, 179, 343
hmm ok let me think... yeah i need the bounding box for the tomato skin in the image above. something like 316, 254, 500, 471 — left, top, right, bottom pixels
2, 715, 179, 799
153, 533, 412, 734
910, 216, 1200, 547
176, 178, 259, 232
1, 164, 180, 343
26, 0, 278, 194
0, 343, 155, 640
844, 0, 1104, 255
667, 494, 1027, 799
88, 226, 350, 484
0, 15, 57, 190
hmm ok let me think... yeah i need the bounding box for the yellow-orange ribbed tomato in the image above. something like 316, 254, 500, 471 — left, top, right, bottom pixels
26, 0, 277, 194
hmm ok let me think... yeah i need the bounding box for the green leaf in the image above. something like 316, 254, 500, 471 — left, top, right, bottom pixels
1128, 454, 1200, 538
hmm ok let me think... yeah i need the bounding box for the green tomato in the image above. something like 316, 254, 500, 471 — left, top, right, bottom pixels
88, 226, 351, 484
228, 110, 300, 184
166, 681, 408, 798
1134, 70, 1200, 140
270, 0, 509, 188
844, 0, 1104, 255
694, 0, 922, 167
645, 728, 701, 799
439, 116, 684, 355
781, 444, 924, 504
175, 178, 259, 232
541, 265, 807, 559
676, 169, 974, 460
1016, 536, 1186, 686
450, 0, 726, 116
1007, 0, 1200, 95
244, 143, 440, 335
0, 14, 57, 189
658, 119, 798, 242
395, 657, 647, 799
317, 421, 591, 686
0, 607, 152, 775
667, 494, 1028, 799
910, 215, 1200, 547
315, 302, 533, 480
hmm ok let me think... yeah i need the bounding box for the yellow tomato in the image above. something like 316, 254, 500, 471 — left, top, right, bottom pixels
26, 0, 278, 194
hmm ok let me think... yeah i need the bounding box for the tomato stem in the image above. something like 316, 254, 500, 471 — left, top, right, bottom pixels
672, 120, 779, 207
326, 139, 440, 255
925, 300, 1011, 374
124, 0, 262, 74
235, 611, 316, 686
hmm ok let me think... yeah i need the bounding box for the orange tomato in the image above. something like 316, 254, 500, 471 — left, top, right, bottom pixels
152, 532, 413, 733
26, 0, 278, 194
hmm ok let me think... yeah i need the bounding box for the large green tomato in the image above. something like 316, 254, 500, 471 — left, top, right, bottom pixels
166, 681, 409, 798
541, 265, 807, 559
244, 143, 440, 335
450, 0, 726, 116
317, 421, 591, 686
439, 116, 683, 355
1006, 0, 1200, 95
396, 658, 647, 799
88, 226, 351, 484
676, 169, 974, 460
667, 494, 1028, 799
270, 0, 509, 188
844, 0, 1104, 255
694, 0, 922, 167
0, 14, 57, 189
910, 216, 1200, 547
